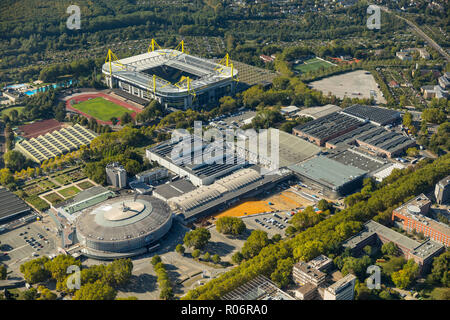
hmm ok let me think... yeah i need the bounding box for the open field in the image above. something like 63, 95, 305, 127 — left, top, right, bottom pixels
70, 97, 132, 121
294, 57, 334, 73
58, 186, 81, 198
213, 189, 314, 218
309, 69, 387, 104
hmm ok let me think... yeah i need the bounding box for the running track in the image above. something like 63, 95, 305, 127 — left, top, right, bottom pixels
65, 92, 142, 125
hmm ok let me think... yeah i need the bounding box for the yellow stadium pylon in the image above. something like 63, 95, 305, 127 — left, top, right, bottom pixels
105, 49, 125, 76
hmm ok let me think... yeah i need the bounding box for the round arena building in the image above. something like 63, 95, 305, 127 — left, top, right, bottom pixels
76, 194, 172, 259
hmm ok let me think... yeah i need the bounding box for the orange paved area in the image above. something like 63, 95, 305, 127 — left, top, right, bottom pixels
214, 189, 315, 218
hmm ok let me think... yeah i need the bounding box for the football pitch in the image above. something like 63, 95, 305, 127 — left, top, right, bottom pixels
293, 57, 334, 73
71, 97, 132, 121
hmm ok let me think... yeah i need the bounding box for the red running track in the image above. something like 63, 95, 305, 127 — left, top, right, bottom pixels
66, 92, 142, 125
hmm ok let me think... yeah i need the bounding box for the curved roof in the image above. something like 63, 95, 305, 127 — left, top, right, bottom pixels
102, 49, 238, 96
76, 195, 172, 242
169, 168, 262, 212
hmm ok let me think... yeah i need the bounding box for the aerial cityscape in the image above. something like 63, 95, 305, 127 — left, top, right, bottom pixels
0, 0, 449, 308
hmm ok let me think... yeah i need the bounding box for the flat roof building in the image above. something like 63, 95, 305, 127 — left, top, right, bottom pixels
393, 194, 450, 247
342, 220, 445, 273
323, 274, 356, 300
222, 275, 294, 300
292, 112, 363, 146
340, 105, 401, 126
292, 261, 326, 286
135, 167, 168, 185
296, 104, 341, 120
147, 134, 246, 186
152, 179, 196, 201
327, 148, 387, 174
0, 187, 31, 223
288, 156, 367, 199
307, 254, 333, 272
435, 175, 450, 205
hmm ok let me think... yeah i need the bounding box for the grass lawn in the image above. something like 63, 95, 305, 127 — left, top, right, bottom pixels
71, 97, 132, 121
59, 186, 81, 198
77, 180, 94, 190
43, 193, 64, 205
294, 57, 334, 73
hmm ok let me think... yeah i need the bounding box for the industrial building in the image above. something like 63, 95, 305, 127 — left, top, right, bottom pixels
342, 220, 444, 273
340, 104, 401, 126
135, 167, 168, 185
0, 187, 31, 223
53, 186, 116, 223
296, 104, 341, 120
152, 179, 196, 202
392, 194, 450, 247
288, 156, 367, 199
106, 162, 127, 188
147, 134, 246, 186
326, 147, 387, 174
371, 163, 406, 182
435, 175, 450, 205
76, 194, 172, 259
323, 274, 356, 300
103, 43, 238, 109
16, 124, 97, 163
235, 128, 321, 169
168, 167, 293, 222
292, 112, 362, 146
222, 275, 294, 300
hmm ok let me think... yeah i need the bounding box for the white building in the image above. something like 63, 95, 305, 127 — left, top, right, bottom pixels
106, 162, 127, 188
323, 274, 356, 300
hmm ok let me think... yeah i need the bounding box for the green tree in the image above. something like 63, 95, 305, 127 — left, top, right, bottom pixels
103, 258, 133, 288
44, 254, 81, 282
151, 255, 162, 266
429, 250, 450, 287
381, 242, 400, 256
192, 249, 201, 260
231, 251, 244, 265
184, 228, 211, 250
23, 288, 39, 300
176, 244, 185, 255
4, 150, 27, 172
391, 259, 419, 289
0, 264, 7, 280
73, 280, 117, 300
120, 112, 133, 125
212, 254, 221, 264
203, 252, 211, 262
20, 257, 51, 284
241, 230, 270, 259
216, 217, 246, 235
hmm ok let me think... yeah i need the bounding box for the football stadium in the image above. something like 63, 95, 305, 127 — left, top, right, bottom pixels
103, 40, 238, 109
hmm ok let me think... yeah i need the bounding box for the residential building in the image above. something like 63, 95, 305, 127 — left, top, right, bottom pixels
435, 175, 450, 205
292, 261, 326, 286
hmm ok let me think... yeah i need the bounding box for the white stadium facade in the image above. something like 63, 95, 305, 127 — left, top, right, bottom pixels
103, 45, 238, 109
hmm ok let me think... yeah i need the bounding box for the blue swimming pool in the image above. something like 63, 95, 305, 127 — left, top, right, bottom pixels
24, 79, 74, 96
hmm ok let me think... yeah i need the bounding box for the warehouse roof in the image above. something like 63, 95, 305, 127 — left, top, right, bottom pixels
293, 112, 362, 140
327, 148, 386, 173
356, 127, 415, 154
0, 188, 31, 222
152, 179, 196, 200
341, 104, 401, 126
288, 156, 367, 190
296, 104, 341, 119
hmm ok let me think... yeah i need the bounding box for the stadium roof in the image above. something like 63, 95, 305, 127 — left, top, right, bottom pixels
102, 49, 238, 96
0, 188, 31, 222
341, 104, 401, 126
288, 156, 367, 190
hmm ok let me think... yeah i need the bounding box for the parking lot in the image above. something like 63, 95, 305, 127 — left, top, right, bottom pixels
209, 110, 256, 130
242, 212, 290, 238
0, 221, 58, 275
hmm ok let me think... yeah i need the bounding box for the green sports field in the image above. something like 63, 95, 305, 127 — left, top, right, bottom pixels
71, 97, 132, 121
293, 57, 334, 73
